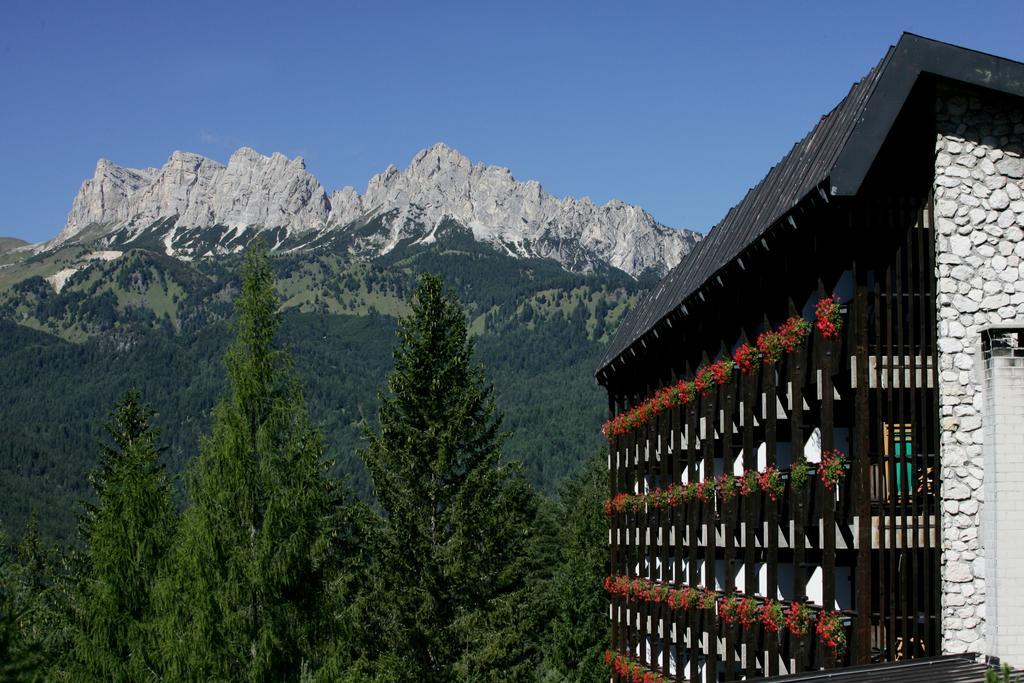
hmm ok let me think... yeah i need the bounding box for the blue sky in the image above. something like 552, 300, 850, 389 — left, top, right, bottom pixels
2, 1, 1022, 243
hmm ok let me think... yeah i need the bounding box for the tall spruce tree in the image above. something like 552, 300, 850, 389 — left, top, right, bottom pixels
0, 524, 46, 682
0, 515, 74, 682
358, 273, 538, 681
544, 454, 609, 681
155, 241, 343, 680
69, 390, 175, 681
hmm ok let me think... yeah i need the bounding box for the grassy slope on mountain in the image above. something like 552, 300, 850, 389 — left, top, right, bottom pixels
0, 237, 29, 254
0, 232, 640, 544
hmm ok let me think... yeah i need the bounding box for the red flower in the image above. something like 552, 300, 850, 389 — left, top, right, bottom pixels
694, 364, 715, 396
739, 470, 759, 496
816, 610, 847, 657
778, 316, 811, 352
784, 602, 813, 636
737, 596, 759, 628
815, 295, 842, 340
733, 342, 761, 374
819, 449, 847, 491
757, 329, 785, 364
759, 599, 785, 633
696, 478, 716, 503
758, 467, 784, 502
718, 594, 740, 624
710, 359, 735, 385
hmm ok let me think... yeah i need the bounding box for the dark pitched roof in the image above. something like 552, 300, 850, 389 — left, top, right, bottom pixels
763, 655, 1004, 682
599, 33, 1024, 377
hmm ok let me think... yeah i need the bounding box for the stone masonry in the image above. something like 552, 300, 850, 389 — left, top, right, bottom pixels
933, 84, 1024, 655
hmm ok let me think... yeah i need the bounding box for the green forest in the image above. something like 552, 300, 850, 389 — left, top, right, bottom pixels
1, 244, 611, 681
0, 225, 648, 545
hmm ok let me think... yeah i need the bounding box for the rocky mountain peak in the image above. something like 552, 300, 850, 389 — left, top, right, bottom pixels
51, 145, 700, 277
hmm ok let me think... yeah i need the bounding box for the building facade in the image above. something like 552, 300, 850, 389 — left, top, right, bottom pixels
596, 35, 1024, 681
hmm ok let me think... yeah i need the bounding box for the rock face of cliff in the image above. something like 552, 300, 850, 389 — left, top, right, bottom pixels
52, 143, 699, 277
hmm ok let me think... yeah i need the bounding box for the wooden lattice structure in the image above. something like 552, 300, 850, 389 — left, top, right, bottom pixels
602, 196, 942, 680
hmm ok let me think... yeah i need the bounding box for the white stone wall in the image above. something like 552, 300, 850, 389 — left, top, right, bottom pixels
981, 330, 1024, 663
933, 86, 1024, 655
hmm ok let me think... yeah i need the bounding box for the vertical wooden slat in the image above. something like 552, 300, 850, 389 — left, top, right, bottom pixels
703, 386, 718, 683
629, 421, 638, 661
742, 360, 759, 678
924, 196, 941, 654
820, 286, 838, 667
640, 413, 651, 668
765, 345, 780, 676
722, 374, 737, 681
869, 264, 888, 660
671, 402, 683, 680
902, 200, 922, 658
853, 264, 873, 663
688, 403, 701, 683
789, 325, 807, 672
883, 252, 899, 659
893, 218, 911, 655
610, 393, 619, 656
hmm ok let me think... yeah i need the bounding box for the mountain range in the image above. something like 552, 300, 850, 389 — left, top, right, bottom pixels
0, 144, 700, 543
50, 143, 698, 277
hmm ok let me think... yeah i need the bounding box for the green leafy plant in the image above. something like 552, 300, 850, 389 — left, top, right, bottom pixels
718, 474, 737, 502
740, 470, 760, 496
759, 599, 785, 633
790, 458, 811, 490
986, 664, 1021, 683
759, 466, 785, 502
718, 594, 740, 624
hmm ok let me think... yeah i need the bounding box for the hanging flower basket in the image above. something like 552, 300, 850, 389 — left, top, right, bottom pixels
710, 359, 735, 385
819, 449, 847, 491
604, 650, 667, 683
739, 469, 760, 496
718, 594, 741, 624
760, 599, 785, 633
697, 589, 718, 610
694, 364, 716, 396
697, 478, 716, 503
759, 466, 784, 502
757, 329, 785, 364
816, 610, 847, 657
815, 295, 843, 340
737, 596, 760, 628
785, 602, 814, 637
718, 473, 737, 502
778, 316, 812, 352
733, 342, 761, 374
790, 458, 811, 491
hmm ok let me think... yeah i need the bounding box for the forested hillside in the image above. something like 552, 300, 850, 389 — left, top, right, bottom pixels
0, 229, 648, 543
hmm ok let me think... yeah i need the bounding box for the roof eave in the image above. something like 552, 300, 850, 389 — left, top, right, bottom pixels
830, 32, 1024, 197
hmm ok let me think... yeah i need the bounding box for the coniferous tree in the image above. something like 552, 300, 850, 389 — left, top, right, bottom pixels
155, 241, 345, 680
354, 274, 536, 679
0, 516, 73, 681
0, 527, 44, 682
544, 455, 610, 682
358, 273, 538, 681
69, 390, 175, 681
